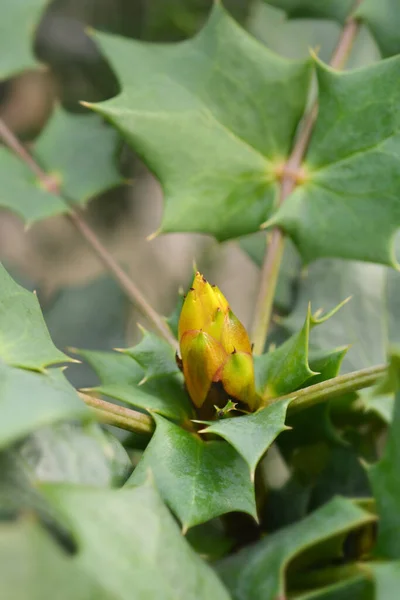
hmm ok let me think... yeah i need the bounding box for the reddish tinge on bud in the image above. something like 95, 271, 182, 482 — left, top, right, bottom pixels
178, 272, 258, 413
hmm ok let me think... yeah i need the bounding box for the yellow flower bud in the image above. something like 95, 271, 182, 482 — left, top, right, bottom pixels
178, 272, 259, 414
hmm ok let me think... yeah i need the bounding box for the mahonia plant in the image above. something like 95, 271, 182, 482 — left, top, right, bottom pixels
1, 0, 400, 599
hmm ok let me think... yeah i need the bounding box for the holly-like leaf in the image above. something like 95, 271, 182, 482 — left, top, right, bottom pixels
197, 398, 291, 479
268, 56, 400, 266
263, 0, 354, 23
284, 259, 388, 373
35, 107, 123, 204
217, 497, 375, 600
0, 0, 48, 80
368, 390, 400, 559
21, 422, 132, 487
0, 364, 88, 450
255, 301, 347, 401
0, 149, 67, 224
122, 328, 179, 382
356, 0, 400, 58
1, 482, 230, 600
1, 107, 123, 225
0, 263, 71, 371
87, 3, 311, 241
128, 414, 257, 531
77, 348, 192, 423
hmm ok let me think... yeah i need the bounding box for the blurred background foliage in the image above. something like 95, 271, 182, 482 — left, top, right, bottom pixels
0, 0, 382, 393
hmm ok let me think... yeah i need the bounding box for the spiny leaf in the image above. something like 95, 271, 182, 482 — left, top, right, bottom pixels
0, 108, 123, 225
356, 0, 400, 58
122, 328, 179, 382
0, 364, 88, 450
368, 389, 400, 559
77, 348, 192, 423
262, 0, 354, 23
35, 107, 123, 204
255, 301, 347, 401
87, 2, 311, 241
0, 263, 71, 370
0, 0, 49, 80
128, 414, 257, 531
268, 56, 400, 266
217, 497, 375, 600
197, 398, 291, 479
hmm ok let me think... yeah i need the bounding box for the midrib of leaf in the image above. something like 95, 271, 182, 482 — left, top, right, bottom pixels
186, 441, 202, 532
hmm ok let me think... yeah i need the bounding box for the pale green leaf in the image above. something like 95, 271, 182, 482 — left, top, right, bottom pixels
356, 0, 400, 58
128, 414, 257, 530
88, 2, 311, 240
0, 0, 48, 79
77, 348, 193, 422
269, 56, 400, 266
197, 398, 291, 478
35, 107, 123, 204
0, 364, 88, 450
0, 263, 70, 370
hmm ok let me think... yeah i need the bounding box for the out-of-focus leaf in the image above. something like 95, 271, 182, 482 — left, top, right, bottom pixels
77, 349, 192, 423
0, 364, 88, 450
369, 562, 400, 599
21, 422, 132, 486
356, 0, 400, 58
197, 398, 291, 478
0, 263, 70, 370
35, 107, 123, 204
217, 497, 375, 600
262, 0, 354, 23
88, 3, 311, 241
0, 0, 49, 79
368, 390, 400, 559
128, 414, 257, 531
268, 56, 400, 266
122, 328, 179, 382
1, 482, 230, 599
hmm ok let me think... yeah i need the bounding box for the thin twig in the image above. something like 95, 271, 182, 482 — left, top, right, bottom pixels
264, 364, 387, 415
0, 117, 178, 349
79, 392, 154, 435
250, 3, 362, 354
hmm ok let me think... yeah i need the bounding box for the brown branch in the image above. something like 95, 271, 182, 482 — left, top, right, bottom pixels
251, 3, 362, 354
0, 117, 178, 350
79, 392, 154, 435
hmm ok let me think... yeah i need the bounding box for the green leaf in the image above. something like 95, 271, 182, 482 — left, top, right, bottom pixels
88, 3, 311, 241
2, 482, 230, 599
369, 562, 400, 599
255, 301, 347, 400
77, 348, 192, 423
368, 389, 400, 559
268, 56, 400, 266
128, 414, 257, 530
283, 259, 388, 374
0, 263, 70, 370
0, 149, 67, 224
294, 576, 373, 600
217, 497, 375, 600
0, 364, 88, 450
35, 107, 123, 204
0, 0, 48, 80
262, 0, 354, 23
0, 108, 123, 225
356, 0, 400, 58
197, 398, 291, 479
21, 422, 132, 486
122, 328, 179, 382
